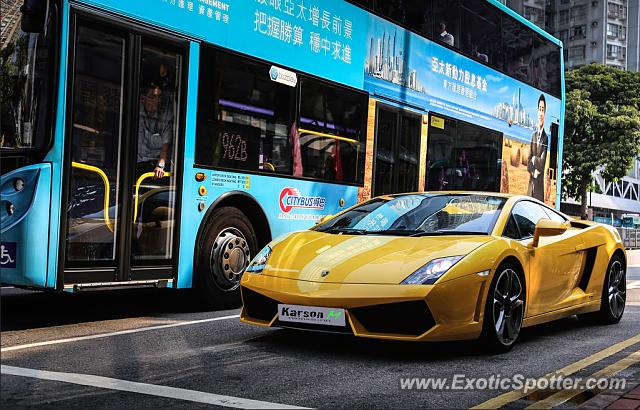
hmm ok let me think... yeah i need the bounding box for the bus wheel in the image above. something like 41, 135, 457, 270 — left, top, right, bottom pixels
196, 206, 257, 309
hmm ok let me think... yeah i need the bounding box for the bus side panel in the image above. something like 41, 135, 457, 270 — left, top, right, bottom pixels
176, 41, 201, 290
43, 0, 71, 288
177, 169, 358, 289
0, 164, 52, 287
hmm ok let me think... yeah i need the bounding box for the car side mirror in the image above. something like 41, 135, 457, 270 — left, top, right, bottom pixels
531, 218, 568, 247
317, 214, 333, 225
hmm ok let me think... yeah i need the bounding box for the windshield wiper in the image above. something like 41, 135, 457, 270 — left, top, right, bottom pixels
410, 230, 485, 237
368, 229, 423, 236
323, 228, 370, 235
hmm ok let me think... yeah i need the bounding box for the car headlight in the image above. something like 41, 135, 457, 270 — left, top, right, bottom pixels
401, 256, 464, 285
246, 245, 272, 274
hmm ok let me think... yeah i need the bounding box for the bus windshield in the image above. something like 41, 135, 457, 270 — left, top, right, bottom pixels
0, 8, 54, 151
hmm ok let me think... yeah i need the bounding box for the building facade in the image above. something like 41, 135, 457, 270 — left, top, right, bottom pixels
503, 0, 640, 71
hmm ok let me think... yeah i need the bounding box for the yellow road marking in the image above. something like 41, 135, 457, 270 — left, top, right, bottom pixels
526, 350, 640, 409
471, 333, 640, 409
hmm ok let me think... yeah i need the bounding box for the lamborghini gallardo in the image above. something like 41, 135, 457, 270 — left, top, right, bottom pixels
240, 193, 627, 352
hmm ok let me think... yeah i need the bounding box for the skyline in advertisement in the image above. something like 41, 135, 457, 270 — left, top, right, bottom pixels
363, 14, 560, 143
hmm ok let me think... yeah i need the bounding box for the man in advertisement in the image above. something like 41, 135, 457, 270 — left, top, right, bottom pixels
527, 94, 548, 201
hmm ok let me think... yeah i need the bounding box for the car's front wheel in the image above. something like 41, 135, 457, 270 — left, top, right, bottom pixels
480, 262, 525, 353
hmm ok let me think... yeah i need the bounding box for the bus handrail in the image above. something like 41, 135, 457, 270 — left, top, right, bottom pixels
71, 161, 113, 232
134, 172, 172, 223
298, 128, 358, 144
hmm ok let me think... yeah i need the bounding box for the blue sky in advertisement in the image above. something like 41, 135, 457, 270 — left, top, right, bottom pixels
82, 0, 367, 89
364, 14, 561, 143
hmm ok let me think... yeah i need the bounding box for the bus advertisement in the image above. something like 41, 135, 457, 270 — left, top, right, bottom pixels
0, 0, 564, 306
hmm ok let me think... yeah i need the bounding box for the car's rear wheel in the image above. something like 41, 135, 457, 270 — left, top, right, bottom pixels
480, 262, 525, 353
579, 254, 626, 324
196, 206, 257, 309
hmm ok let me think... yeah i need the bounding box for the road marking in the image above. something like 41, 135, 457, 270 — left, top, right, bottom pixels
1, 314, 240, 353
1, 365, 308, 409
526, 350, 640, 409
471, 333, 640, 409
628, 281, 640, 290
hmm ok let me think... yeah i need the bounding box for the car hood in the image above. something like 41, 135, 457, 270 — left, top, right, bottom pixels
263, 230, 493, 284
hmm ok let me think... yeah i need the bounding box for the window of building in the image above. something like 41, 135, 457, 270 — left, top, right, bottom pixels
607, 44, 626, 59
571, 5, 587, 20
558, 30, 569, 43
569, 45, 586, 59
298, 78, 367, 184
570, 25, 586, 39
559, 10, 570, 25
426, 115, 502, 192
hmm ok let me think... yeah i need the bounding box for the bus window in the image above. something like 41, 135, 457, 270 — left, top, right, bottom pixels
503, 15, 534, 84
432, 0, 460, 49
195, 47, 294, 175
373, 105, 420, 196
132, 42, 182, 263
373, 0, 432, 37
460, 0, 502, 69
66, 26, 126, 262
298, 78, 366, 185
426, 115, 502, 193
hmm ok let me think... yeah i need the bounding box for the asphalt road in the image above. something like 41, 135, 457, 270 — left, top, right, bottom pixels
2, 269, 640, 409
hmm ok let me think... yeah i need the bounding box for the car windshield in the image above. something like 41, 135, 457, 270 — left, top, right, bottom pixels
315, 194, 506, 236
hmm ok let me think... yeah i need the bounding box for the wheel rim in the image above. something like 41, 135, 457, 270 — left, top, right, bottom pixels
209, 227, 251, 291
608, 260, 626, 319
493, 268, 524, 346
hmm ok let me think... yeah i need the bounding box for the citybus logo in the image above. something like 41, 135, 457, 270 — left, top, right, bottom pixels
279, 188, 326, 213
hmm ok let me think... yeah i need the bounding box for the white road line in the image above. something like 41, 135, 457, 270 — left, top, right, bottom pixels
628, 280, 640, 290
1, 365, 308, 409
1, 314, 240, 353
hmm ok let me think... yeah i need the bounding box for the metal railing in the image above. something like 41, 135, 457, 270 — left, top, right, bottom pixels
616, 228, 640, 250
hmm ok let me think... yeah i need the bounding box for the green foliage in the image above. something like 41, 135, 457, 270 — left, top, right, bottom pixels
563, 64, 640, 212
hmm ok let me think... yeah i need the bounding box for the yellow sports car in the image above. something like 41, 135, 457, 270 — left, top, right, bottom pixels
240, 193, 627, 352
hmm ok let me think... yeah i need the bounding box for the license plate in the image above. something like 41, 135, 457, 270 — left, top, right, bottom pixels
278, 304, 346, 327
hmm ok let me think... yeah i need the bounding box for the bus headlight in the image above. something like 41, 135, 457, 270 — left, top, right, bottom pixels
246, 245, 272, 274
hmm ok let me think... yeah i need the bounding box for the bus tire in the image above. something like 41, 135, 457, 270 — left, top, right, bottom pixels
196, 206, 257, 309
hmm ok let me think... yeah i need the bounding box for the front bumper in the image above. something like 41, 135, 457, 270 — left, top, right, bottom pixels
240, 273, 489, 341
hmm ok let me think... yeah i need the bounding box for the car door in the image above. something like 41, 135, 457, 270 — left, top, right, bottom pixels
507, 201, 584, 317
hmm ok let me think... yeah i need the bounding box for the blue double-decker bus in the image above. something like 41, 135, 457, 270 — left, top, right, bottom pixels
0, 0, 564, 306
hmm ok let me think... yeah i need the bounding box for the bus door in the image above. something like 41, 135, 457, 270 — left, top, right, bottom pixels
62, 14, 185, 286
373, 104, 422, 196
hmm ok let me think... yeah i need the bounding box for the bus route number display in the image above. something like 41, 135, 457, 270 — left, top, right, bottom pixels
215, 122, 260, 171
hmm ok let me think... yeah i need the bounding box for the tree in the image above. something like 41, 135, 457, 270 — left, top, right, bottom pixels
563, 64, 640, 219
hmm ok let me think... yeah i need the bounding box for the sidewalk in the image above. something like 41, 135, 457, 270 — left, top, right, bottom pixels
628, 249, 640, 268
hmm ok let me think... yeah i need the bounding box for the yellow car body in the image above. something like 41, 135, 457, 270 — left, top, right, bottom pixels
240, 193, 626, 344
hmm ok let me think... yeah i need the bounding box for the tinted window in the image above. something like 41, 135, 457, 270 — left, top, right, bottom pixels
195, 47, 294, 174
298, 78, 367, 184
542, 206, 566, 223
503, 214, 520, 239
460, 0, 502, 68
374, 0, 432, 36
503, 15, 533, 84
426, 115, 502, 192
373, 106, 421, 196
510, 201, 549, 239
433, 0, 459, 49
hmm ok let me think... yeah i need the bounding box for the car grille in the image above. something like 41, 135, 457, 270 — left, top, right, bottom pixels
350, 300, 435, 336
241, 287, 278, 322
273, 319, 353, 334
